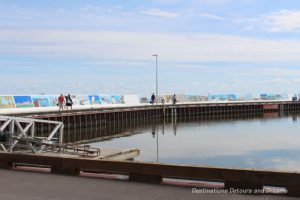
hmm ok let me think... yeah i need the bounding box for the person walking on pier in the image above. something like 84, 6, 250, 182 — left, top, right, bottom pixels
151, 93, 155, 105
65, 94, 73, 110
58, 94, 65, 111
172, 94, 177, 105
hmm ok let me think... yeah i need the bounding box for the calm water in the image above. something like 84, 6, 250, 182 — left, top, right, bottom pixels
68, 113, 300, 171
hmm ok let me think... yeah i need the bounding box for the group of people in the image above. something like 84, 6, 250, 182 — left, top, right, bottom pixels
58, 94, 73, 111
150, 93, 177, 105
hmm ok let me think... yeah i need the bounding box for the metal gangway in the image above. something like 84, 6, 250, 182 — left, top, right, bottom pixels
0, 115, 64, 153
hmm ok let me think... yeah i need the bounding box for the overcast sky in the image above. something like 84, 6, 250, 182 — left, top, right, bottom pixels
1, 0, 300, 95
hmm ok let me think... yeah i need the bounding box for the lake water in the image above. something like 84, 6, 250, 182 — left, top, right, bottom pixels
68, 113, 300, 171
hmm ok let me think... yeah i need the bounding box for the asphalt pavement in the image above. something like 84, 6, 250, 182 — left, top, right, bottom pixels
0, 169, 298, 200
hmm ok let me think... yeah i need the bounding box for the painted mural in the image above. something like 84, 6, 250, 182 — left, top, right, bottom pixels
163, 95, 173, 103
72, 95, 90, 105
260, 94, 285, 100
0, 93, 296, 110
244, 94, 253, 101
176, 94, 187, 102
110, 95, 125, 104
99, 95, 112, 104
31, 96, 50, 107
187, 95, 208, 102
139, 96, 149, 103
0, 96, 15, 109
88, 95, 101, 105
13, 96, 33, 108
48, 95, 59, 106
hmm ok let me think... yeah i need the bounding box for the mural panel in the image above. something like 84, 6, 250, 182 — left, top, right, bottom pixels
72, 95, 90, 105
48, 95, 59, 106
13, 96, 33, 108
99, 95, 112, 104
0, 96, 15, 109
31, 96, 50, 107
88, 95, 101, 105
139, 96, 150, 104
110, 95, 125, 104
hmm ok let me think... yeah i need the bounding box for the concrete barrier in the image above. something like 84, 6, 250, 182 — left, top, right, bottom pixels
0, 152, 299, 196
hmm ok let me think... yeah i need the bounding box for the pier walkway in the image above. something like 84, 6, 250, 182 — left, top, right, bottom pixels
0, 169, 296, 200
1, 100, 299, 134
0, 100, 297, 116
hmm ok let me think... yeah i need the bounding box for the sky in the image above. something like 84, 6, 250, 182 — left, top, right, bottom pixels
1, 0, 300, 95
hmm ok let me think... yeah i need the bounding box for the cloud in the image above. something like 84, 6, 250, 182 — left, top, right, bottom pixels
139, 8, 179, 18
2, 29, 300, 62
230, 67, 300, 77
237, 9, 300, 33
263, 10, 300, 32
198, 13, 225, 21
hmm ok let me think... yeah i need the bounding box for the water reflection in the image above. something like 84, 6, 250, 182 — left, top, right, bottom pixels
172, 113, 177, 136
64, 112, 300, 171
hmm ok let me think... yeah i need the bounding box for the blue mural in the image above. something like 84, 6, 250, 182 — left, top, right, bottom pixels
260, 94, 283, 100
110, 95, 125, 104
13, 96, 33, 108
244, 94, 253, 101
99, 95, 112, 104
88, 95, 101, 105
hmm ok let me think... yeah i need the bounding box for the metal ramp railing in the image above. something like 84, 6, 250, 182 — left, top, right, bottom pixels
0, 115, 64, 153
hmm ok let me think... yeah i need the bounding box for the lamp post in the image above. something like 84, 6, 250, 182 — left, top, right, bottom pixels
152, 54, 158, 103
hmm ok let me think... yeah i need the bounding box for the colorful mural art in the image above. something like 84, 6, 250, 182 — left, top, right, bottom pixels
244, 94, 253, 101
260, 94, 286, 100
0, 96, 15, 109
176, 94, 187, 102
88, 95, 101, 105
0, 93, 296, 110
72, 95, 90, 105
99, 95, 112, 104
110, 95, 125, 104
186, 95, 207, 102
31, 96, 50, 107
13, 96, 33, 108
162, 95, 173, 103
48, 95, 59, 106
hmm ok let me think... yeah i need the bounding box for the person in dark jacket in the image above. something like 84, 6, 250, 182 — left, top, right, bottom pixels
172, 94, 177, 105
151, 93, 155, 105
65, 94, 73, 110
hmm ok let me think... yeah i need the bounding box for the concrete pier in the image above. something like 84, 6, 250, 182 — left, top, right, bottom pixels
3, 101, 298, 136
1, 100, 300, 143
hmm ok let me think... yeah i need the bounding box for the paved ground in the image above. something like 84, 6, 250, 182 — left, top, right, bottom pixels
0, 169, 298, 200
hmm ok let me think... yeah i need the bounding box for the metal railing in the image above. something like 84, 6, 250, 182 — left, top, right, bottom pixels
0, 115, 64, 153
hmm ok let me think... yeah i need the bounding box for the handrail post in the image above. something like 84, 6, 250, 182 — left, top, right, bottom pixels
9, 118, 14, 133
59, 123, 64, 144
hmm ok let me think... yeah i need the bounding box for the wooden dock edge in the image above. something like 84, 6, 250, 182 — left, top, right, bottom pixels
98, 148, 140, 160
0, 152, 299, 196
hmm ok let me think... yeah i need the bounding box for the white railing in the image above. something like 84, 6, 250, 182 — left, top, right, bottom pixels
0, 115, 64, 152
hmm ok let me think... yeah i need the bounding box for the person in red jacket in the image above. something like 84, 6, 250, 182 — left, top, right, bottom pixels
58, 94, 65, 111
